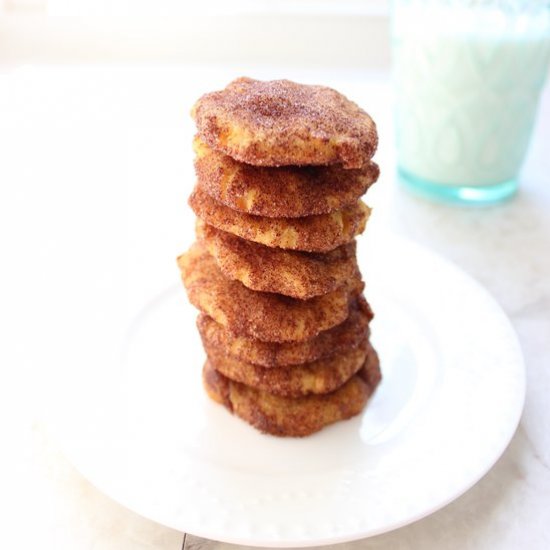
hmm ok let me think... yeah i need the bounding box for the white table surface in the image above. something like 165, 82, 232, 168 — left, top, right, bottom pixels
1, 66, 549, 550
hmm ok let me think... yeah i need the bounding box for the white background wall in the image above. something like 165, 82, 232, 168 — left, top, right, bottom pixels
0, 1, 391, 68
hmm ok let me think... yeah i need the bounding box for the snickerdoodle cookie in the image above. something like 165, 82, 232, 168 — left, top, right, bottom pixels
207, 339, 377, 397
189, 184, 370, 253
196, 296, 373, 368
202, 357, 381, 437
194, 138, 378, 218
196, 220, 359, 299
178, 242, 363, 342
192, 77, 378, 169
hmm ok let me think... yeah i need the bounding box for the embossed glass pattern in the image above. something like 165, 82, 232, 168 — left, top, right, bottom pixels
392, 0, 550, 203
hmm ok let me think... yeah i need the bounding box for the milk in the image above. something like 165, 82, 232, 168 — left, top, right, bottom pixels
393, 4, 550, 187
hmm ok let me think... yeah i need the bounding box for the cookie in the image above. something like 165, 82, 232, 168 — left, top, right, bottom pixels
194, 138, 379, 218
178, 242, 363, 342
189, 184, 370, 253
207, 338, 374, 397
197, 296, 373, 367
203, 359, 381, 437
192, 77, 378, 168
196, 220, 359, 300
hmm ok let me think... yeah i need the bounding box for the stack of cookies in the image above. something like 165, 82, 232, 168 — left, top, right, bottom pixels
178, 78, 381, 437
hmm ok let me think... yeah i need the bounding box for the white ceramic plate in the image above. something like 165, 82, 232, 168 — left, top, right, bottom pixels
48, 235, 525, 548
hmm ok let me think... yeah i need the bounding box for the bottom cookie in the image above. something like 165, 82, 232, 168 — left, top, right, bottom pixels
203, 356, 381, 437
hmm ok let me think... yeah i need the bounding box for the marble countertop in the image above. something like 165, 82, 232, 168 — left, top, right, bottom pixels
2, 66, 549, 550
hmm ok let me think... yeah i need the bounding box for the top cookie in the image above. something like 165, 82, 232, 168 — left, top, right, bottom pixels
191, 77, 378, 168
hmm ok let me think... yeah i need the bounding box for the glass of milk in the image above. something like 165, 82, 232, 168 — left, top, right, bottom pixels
392, 0, 550, 204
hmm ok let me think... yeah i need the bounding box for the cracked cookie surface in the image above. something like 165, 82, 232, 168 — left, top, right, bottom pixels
192, 77, 378, 168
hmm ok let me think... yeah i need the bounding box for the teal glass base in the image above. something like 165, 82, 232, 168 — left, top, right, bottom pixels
398, 169, 518, 205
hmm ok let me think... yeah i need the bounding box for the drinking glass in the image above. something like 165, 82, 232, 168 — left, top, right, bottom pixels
392, 0, 550, 204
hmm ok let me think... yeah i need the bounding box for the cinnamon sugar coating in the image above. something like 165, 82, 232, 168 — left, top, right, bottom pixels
202, 358, 381, 437
194, 138, 379, 218
192, 77, 378, 169
196, 296, 373, 367
189, 184, 370, 253
178, 241, 363, 343
196, 220, 359, 300
207, 338, 374, 397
